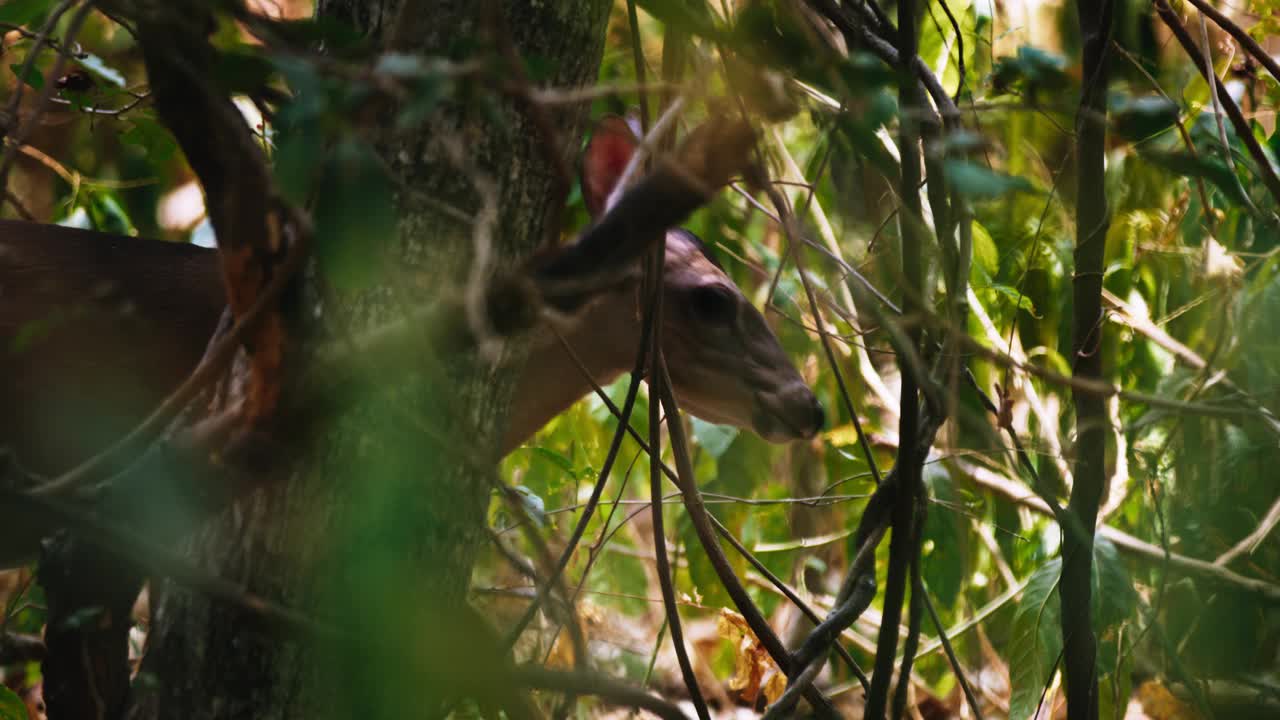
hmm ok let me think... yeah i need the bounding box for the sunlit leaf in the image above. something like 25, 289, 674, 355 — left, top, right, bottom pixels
971, 221, 999, 279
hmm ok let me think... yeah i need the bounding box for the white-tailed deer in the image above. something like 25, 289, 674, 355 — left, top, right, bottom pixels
0, 117, 822, 475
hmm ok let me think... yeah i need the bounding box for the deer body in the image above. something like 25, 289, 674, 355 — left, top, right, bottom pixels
1, 116, 822, 477
1, 220, 822, 475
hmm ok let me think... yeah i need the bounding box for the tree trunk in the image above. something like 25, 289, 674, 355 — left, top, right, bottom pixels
127, 2, 610, 718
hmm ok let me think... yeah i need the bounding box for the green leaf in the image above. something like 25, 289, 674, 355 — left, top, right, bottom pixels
120, 117, 178, 164
214, 47, 277, 95
992, 46, 1070, 97
312, 140, 397, 290
10, 62, 43, 91
530, 446, 576, 477
88, 192, 135, 236
1139, 149, 1250, 207
922, 467, 965, 609
1007, 539, 1138, 720
0, 0, 49, 26
1110, 93, 1180, 142
690, 417, 738, 459
1008, 558, 1063, 720
1091, 536, 1135, 631
0, 686, 26, 720
971, 221, 999, 280
636, 0, 721, 41
986, 283, 1038, 315
946, 160, 1039, 199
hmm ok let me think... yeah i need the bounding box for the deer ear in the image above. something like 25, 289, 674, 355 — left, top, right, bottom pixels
581, 114, 641, 218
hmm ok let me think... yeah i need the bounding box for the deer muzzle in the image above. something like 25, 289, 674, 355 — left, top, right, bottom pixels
752, 381, 826, 442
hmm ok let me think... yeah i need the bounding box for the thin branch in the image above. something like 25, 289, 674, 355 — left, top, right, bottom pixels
867, 0, 928, 714
0, 631, 45, 665
1184, 0, 1280, 87
512, 666, 690, 720
653, 357, 840, 718
646, 236, 711, 720
763, 184, 882, 486
891, 511, 927, 720
920, 590, 985, 720
0, 0, 89, 214
1215, 496, 1280, 567
1154, 0, 1280, 211
959, 460, 1280, 604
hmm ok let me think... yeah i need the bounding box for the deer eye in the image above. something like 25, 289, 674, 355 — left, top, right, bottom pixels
689, 285, 737, 326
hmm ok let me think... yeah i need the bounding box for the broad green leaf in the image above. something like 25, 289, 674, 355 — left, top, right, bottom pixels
1008, 558, 1062, 720
522, 445, 576, 500
986, 283, 1038, 315
946, 160, 1039, 199
922, 466, 965, 609
0, 686, 25, 720
0, 0, 49, 26
1092, 536, 1135, 631
1139, 149, 1250, 206
971, 221, 999, 280
690, 417, 739, 459
9, 62, 43, 91
214, 48, 277, 95
992, 46, 1070, 97
88, 192, 135, 236
530, 446, 575, 476
120, 117, 177, 164
1110, 94, 1180, 142
312, 140, 397, 290
1008, 539, 1139, 720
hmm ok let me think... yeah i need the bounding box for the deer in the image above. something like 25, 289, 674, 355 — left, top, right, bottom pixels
0, 116, 823, 479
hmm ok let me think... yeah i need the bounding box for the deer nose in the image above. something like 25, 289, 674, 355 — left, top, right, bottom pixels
812, 396, 826, 433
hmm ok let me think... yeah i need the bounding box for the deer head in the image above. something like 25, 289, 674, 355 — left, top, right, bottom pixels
502, 116, 824, 451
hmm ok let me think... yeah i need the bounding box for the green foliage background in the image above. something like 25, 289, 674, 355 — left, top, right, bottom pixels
2, 0, 1278, 715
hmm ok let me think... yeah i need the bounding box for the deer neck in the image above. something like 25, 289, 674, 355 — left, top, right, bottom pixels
501, 281, 640, 454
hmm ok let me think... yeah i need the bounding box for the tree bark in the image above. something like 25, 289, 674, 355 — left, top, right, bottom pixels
126, 2, 610, 718
1061, 0, 1113, 718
